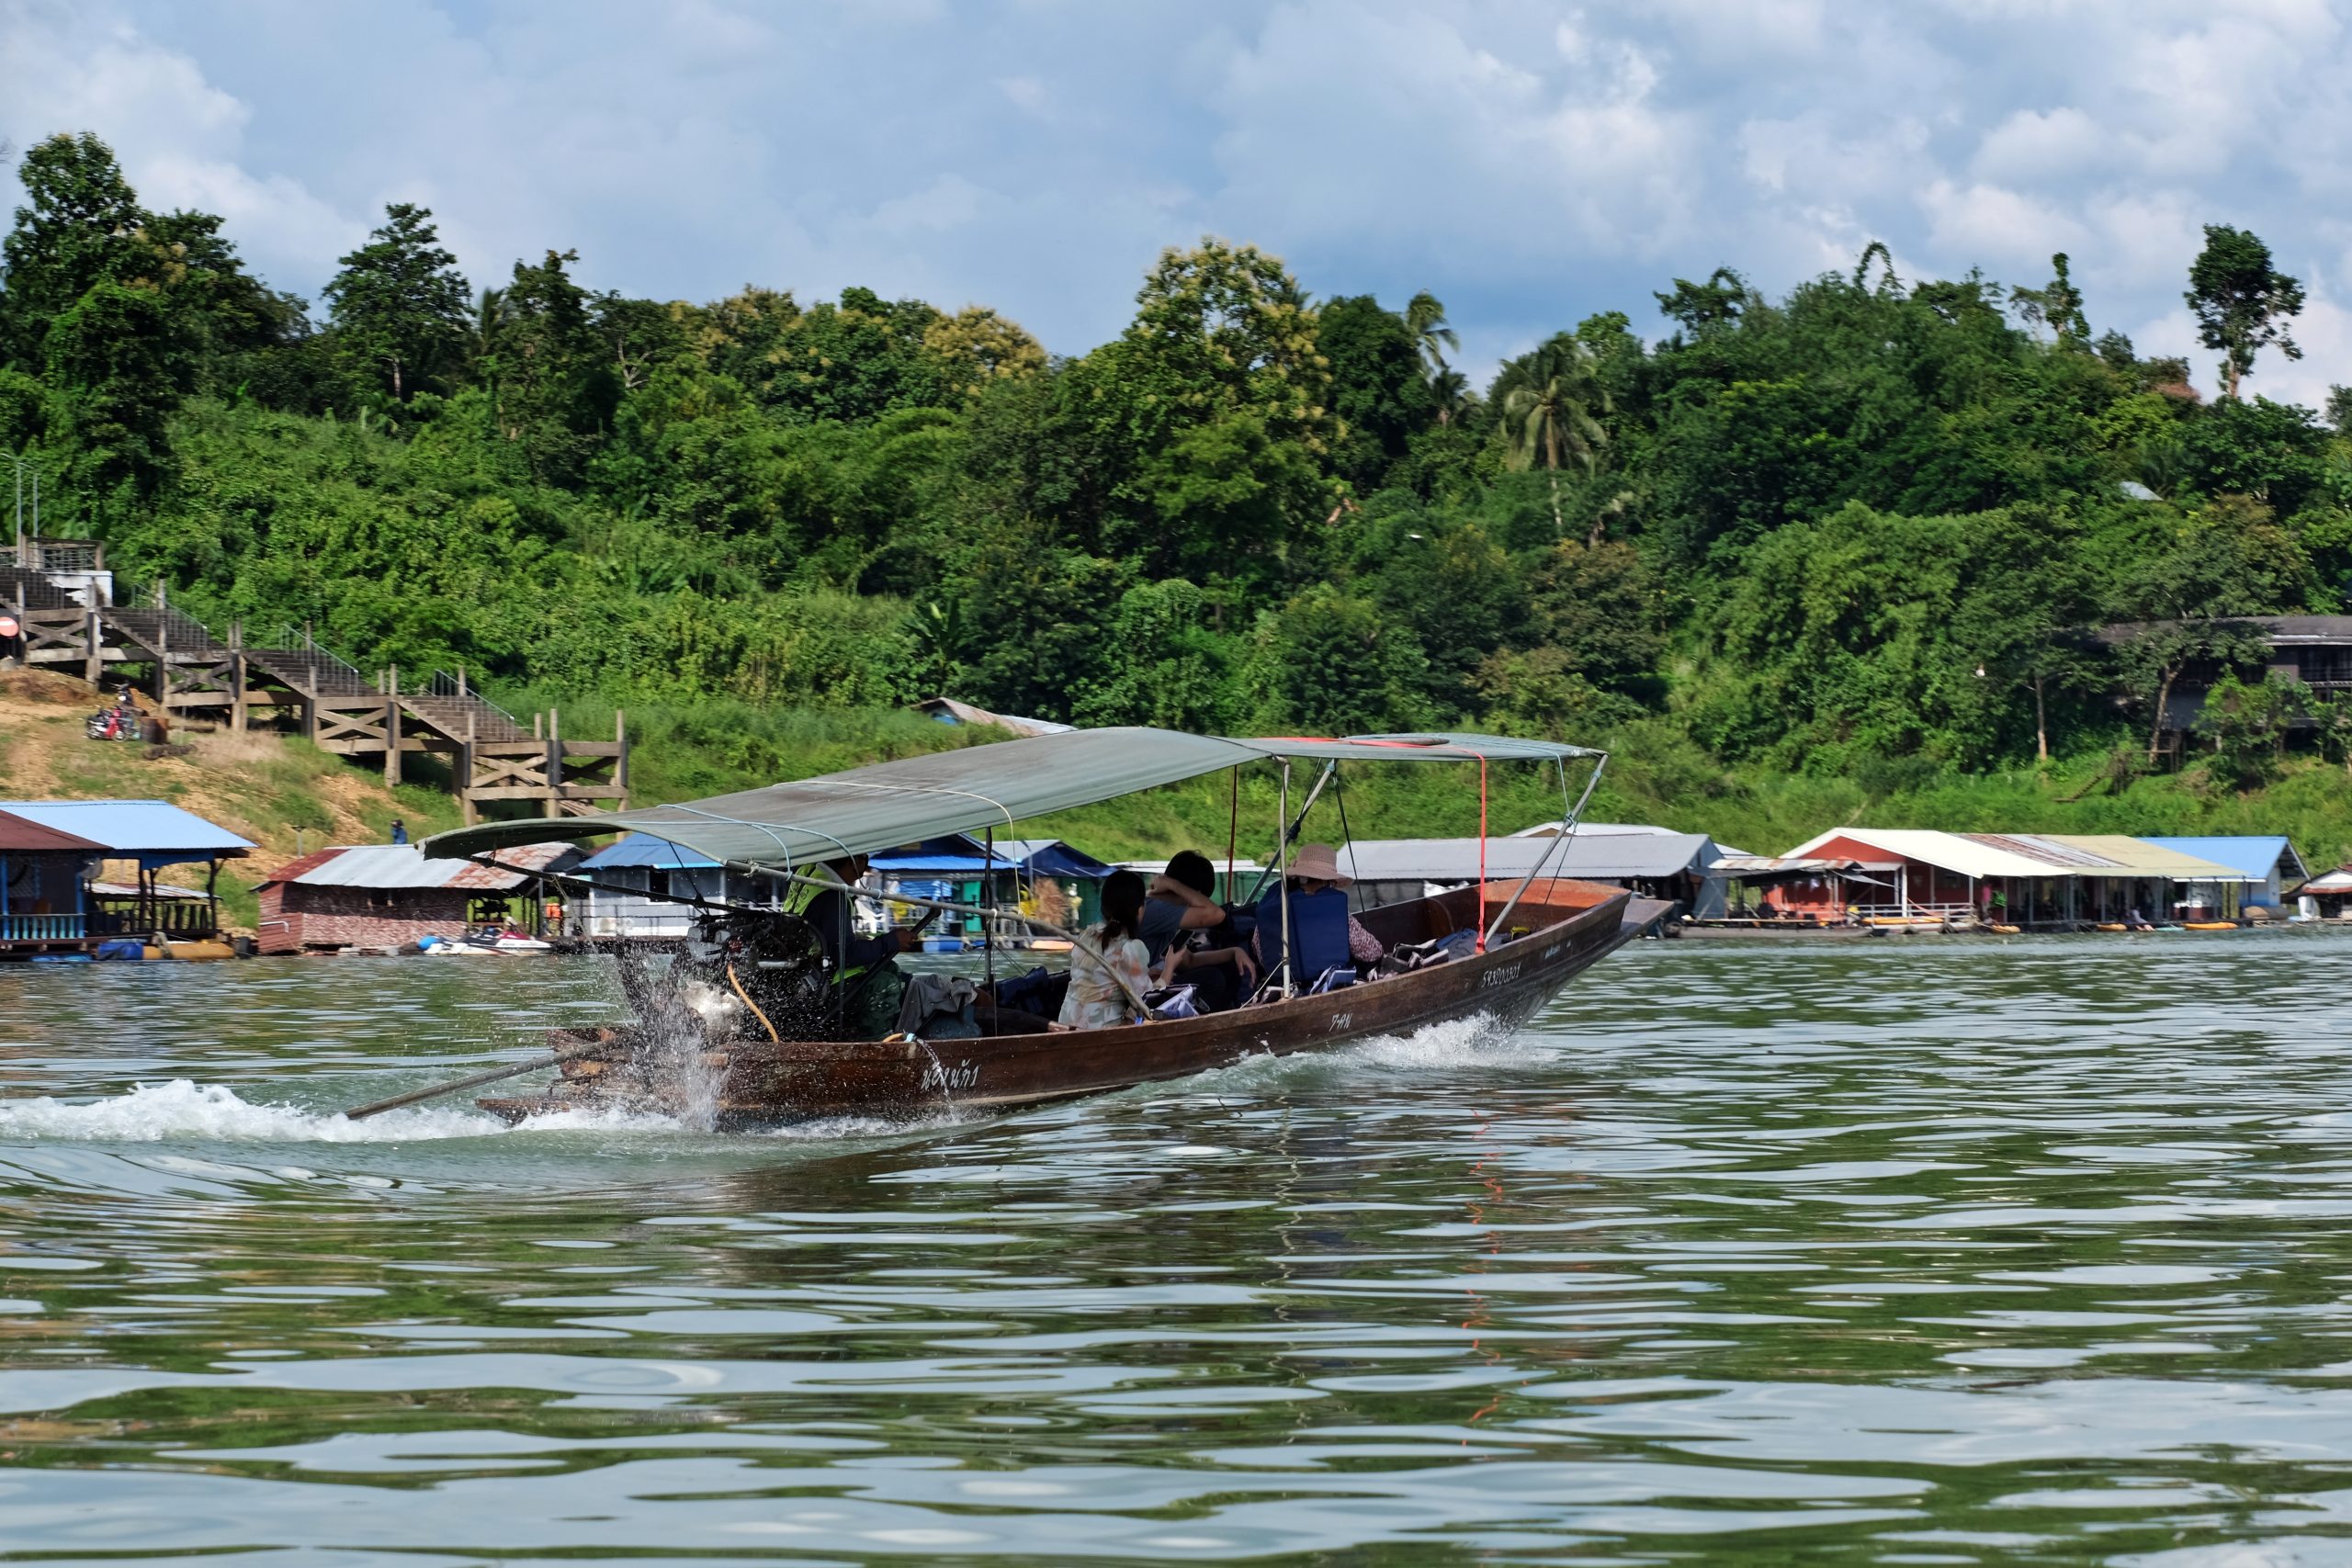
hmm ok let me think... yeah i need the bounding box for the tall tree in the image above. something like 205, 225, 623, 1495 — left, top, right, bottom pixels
0, 133, 147, 370
322, 203, 471, 401
1495, 333, 1610, 536
1317, 294, 1435, 494
2009, 252, 2088, 344
1404, 290, 1457, 378
2186, 224, 2303, 400
480, 248, 615, 484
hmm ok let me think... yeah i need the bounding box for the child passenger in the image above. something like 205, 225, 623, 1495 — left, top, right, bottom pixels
1055, 869, 1155, 1031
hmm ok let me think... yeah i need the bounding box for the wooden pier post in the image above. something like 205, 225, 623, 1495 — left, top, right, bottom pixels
228, 621, 247, 733
615, 708, 628, 811
460, 709, 477, 826
155, 606, 171, 706
84, 605, 101, 684
545, 707, 562, 818
383, 666, 401, 787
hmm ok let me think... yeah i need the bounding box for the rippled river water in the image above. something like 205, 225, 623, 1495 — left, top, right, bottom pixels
2, 932, 2350, 1563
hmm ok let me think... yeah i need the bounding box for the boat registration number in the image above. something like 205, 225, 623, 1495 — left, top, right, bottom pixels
1481, 962, 1523, 988
922, 1058, 980, 1092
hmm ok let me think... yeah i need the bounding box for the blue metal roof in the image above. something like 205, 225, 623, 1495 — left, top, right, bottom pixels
583, 832, 1014, 875
579, 833, 720, 871
2141, 836, 2302, 882
1002, 839, 1118, 879
874, 856, 1003, 875
0, 800, 253, 868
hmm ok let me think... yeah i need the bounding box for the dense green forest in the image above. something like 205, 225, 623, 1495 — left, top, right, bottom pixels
6, 130, 2352, 854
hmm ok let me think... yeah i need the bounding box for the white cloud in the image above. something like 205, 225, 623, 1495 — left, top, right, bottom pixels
0, 0, 2346, 405
0, 3, 365, 290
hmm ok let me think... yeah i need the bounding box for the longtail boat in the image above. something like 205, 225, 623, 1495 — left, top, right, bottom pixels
416, 728, 1667, 1129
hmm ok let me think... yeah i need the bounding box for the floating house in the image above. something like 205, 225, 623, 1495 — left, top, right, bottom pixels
0, 799, 252, 955
1707, 852, 1892, 919
254, 842, 582, 954
1339, 830, 1724, 916
573, 833, 788, 942
869, 836, 1022, 948
1776, 829, 2256, 926
0, 810, 106, 956
2291, 864, 2352, 918
2141, 837, 2307, 912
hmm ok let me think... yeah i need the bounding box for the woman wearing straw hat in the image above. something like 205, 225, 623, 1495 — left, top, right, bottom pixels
1251, 843, 1385, 991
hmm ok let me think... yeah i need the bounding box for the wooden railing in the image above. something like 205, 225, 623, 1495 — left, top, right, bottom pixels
0, 912, 86, 943
91, 899, 218, 938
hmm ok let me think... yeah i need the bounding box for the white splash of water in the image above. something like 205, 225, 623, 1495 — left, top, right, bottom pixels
0, 1079, 684, 1144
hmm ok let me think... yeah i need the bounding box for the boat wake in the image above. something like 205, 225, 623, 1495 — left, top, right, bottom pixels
0, 1077, 958, 1146
0, 1077, 676, 1144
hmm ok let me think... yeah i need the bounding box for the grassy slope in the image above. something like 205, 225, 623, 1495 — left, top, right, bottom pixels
0, 670, 459, 928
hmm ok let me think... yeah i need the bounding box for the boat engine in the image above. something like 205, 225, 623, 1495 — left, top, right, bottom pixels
677, 908, 838, 1042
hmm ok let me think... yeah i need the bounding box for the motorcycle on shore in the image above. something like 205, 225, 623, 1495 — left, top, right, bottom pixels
85, 695, 145, 742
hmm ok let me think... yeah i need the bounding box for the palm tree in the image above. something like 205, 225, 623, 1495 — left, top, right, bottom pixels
1430, 367, 1472, 427
1405, 291, 1459, 379
1496, 334, 1611, 536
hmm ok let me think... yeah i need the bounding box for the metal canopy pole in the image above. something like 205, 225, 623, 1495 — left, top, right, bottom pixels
1277, 760, 1295, 998
1243, 759, 1337, 906
1485, 750, 1606, 947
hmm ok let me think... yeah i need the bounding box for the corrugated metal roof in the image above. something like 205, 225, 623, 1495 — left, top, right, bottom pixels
0, 800, 253, 864
1784, 829, 2072, 880
1785, 828, 2256, 882
1713, 854, 1865, 876
259, 841, 577, 890
0, 809, 104, 853
1962, 833, 2120, 870
2036, 835, 2254, 879
579, 833, 721, 871
2142, 836, 2304, 883
1343, 832, 1716, 884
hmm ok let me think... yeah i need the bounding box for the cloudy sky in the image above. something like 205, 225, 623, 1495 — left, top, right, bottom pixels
6, 0, 2350, 405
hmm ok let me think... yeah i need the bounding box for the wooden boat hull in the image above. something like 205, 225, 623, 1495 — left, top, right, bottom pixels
483, 881, 1667, 1129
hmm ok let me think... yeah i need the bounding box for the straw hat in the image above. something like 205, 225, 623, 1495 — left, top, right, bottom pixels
1289, 842, 1353, 887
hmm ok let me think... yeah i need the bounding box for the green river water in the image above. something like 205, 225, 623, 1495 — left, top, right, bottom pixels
0, 932, 2347, 1564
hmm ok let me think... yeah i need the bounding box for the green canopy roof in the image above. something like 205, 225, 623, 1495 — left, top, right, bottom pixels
422, 726, 1598, 870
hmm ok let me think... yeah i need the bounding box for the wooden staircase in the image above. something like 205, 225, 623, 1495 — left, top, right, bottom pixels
1, 543, 626, 824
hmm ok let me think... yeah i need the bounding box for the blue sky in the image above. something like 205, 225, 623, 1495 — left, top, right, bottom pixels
6, 0, 2350, 406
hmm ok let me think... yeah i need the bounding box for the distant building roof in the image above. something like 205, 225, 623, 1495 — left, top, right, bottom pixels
258, 841, 578, 891
912, 697, 1073, 738
0, 810, 104, 854
999, 838, 1120, 880
2142, 836, 2306, 884
871, 834, 1018, 875
1343, 832, 1717, 884
2098, 616, 2352, 648
0, 800, 253, 867
580, 833, 721, 871
1784, 828, 2256, 882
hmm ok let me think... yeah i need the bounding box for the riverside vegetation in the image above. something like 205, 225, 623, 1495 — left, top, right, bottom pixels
7, 131, 2352, 863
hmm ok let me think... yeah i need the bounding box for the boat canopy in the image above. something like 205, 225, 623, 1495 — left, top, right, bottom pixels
423, 726, 1597, 871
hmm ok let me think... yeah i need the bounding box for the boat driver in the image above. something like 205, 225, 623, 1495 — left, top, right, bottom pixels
793, 854, 919, 1037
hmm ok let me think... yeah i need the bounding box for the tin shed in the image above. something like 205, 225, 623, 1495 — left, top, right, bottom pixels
254, 842, 579, 953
